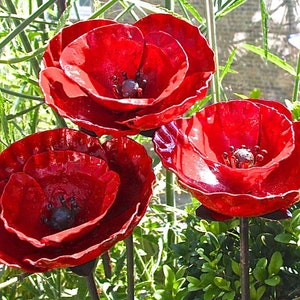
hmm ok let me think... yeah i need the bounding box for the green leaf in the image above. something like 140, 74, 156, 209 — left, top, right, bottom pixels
220, 47, 237, 83
265, 275, 281, 286
0, 46, 45, 64
259, 0, 269, 58
163, 265, 175, 289
274, 233, 296, 244
256, 286, 266, 300
175, 266, 186, 279
187, 276, 202, 292
222, 291, 236, 300
216, 0, 247, 19
253, 258, 268, 282
256, 258, 267, 268
187, 274, 215, 291
204, 285, 221, 300
0, 94, 9, 146
214, 277, 231, 291
0, 0, 57, 50
231, 260, 240, 276
253, 266, 267, 283
249, 88, 261, 99
88, 0, 119, 19
268, 251, 283, 276
177, 0, 204, 23
187, 276, 201, 286
243, 44, 296, 76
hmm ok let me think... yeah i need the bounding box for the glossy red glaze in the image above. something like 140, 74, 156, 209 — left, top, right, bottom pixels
39, 13, 214, 137
0, 128, 155, 272
153, 99, 300, 217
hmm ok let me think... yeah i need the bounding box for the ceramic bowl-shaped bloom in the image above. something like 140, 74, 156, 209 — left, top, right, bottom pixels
39, 13, 214, 137
0, 128, 154, 272
153, 99, 300, 218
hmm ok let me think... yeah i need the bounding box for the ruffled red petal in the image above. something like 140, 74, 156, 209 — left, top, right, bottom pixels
0, 221, 42, 272
39, 68, 139, 136
153, 100, 300, 217
102, 137, 155, 218
1, 151, 120, 247
182, 101, 294, 193
60, 23, 144, 101
139, 31, 188, 100
0, 131, 154, 272
23, 204, 141, 271
122, 72, 212, 130
250, 99, 293, 120
42, 19, 116, 68
261, 122, 300, 193
40, 14, 215, 136
186, 185, 299, 217
0, 128, 106, 195
135, 13, 215, 73
1, 173, 49, 247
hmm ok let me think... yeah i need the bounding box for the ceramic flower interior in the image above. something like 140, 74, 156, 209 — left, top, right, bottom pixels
153, 99, 300, 218
0, 128, 154, 272
39, 13, 214, 137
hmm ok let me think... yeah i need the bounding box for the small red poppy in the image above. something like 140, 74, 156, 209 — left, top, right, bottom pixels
153, 99, 300, 217
0, 128, 154, 272
39, 14, 214, 137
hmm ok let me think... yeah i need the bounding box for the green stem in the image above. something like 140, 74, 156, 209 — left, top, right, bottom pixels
166, 170, 176, 250
4, 0, 40, 75
205, 0, 220, 103
57, 269, 62, 300
3, 0, 56, 76
165, 0, 176, 246
125, 235, 135, 300
166, 170, 175, 220
164, 0, 174, 11
292, 51, 300, 102
52, 110, 68, 128
240, 217, 250, 300
0, 87, 43, 101
0, 0, 57, 52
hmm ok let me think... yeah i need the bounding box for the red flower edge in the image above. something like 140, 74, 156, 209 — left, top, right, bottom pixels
153, 99, 300, 217
39, 13, 215, 137
0, 128, 155, 272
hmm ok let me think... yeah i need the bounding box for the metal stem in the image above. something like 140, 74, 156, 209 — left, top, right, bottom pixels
86, 272, 100, 300
240, 217, 250, 300
126, 235, 135, 300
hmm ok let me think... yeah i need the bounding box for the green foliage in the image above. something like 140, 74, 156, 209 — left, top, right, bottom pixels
170, 204, 300, 299
1, 0, 300, 299
242, 44, 297, 76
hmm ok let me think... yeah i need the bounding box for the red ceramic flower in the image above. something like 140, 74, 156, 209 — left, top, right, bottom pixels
0, 128, 154, 272
153, 99, 300, 217
39, 14, 214, 137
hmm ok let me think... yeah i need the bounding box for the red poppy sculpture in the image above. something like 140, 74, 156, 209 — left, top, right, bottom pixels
39, 13, 214, 137
153, 99, 300, 218
0, 128, 154, 272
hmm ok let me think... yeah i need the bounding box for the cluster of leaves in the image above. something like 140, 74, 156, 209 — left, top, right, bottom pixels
169, 201, 300, 300
1, 0, 300, 299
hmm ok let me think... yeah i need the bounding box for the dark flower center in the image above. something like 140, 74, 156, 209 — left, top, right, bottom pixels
112, 71, 146, 98
42, 196, 79, 231
121, 79, 139, 98
223, 145, 267, 169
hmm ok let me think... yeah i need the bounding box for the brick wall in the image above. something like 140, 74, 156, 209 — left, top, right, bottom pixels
193, 0, 300, 101
103, 0, 300, 101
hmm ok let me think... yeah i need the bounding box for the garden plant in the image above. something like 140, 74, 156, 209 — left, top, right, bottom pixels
1, 0, 300, 299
